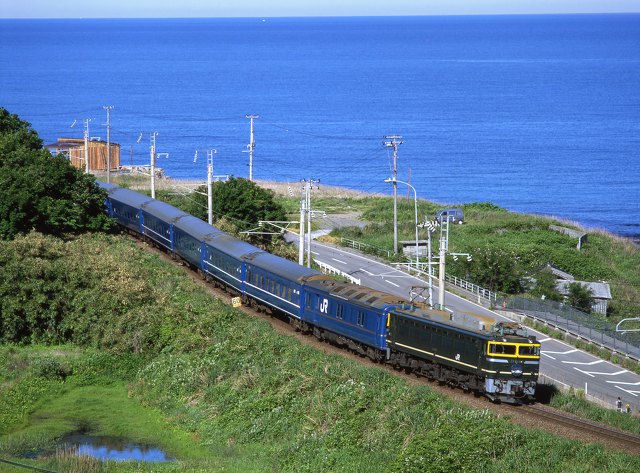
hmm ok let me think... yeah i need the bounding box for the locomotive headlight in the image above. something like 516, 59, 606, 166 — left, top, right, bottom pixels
511, 363, 523, 377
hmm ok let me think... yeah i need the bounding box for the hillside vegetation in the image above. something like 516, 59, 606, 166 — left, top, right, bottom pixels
1, 232, 640, 472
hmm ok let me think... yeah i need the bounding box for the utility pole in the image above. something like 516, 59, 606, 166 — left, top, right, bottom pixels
299, 178, 320, 267
438, 216, 450, 309
298, 183, 306, 266
418, 219, 439, 307
150, 132, 158, 199
306, 178, 320, 268
384, 135, 403, 254
245, 114, 259, 181
103, 105, 114, 183
207, 149, 216, 225
83, 118, 91, 174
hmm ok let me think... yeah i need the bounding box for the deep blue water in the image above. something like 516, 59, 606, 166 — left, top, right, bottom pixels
1, 15, 639, 237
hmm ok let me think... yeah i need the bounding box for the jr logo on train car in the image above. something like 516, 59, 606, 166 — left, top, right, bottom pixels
320, 298, 329, 314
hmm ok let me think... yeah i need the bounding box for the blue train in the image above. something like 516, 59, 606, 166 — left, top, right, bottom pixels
99, 181, 540, 403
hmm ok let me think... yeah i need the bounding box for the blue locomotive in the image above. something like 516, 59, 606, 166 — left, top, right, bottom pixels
99, 182, 540, 403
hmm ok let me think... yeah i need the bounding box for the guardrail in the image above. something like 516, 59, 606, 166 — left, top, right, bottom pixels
446, 274, 498, 303
315, 259, 361, 285
338, 238, 391, 259
391, 261, 498, 304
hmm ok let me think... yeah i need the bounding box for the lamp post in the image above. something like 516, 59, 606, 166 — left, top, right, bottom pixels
384, 178, 419, 271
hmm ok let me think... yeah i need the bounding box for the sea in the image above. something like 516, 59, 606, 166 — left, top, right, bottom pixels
0, 15, 639, 238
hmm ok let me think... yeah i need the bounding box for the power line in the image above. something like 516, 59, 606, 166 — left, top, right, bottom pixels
261, 119, 379, 141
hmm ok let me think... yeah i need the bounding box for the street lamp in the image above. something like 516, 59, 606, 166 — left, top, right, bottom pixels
384, 178, 419, 271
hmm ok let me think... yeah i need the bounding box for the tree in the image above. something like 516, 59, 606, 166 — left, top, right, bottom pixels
567, 282, 593, 313
466, 247, 523, 294
0, 108, 111, 239
531, 268, 563, 301
169, 177, 287, 246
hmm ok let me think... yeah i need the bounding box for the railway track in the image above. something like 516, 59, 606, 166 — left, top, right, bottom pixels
141, 238, 640, 455
514, 404, 640, 454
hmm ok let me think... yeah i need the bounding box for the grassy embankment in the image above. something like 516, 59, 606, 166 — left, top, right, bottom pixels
1, 232, 640, 472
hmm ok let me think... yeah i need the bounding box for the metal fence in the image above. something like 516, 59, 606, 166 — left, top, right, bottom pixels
501, 296, 640, 360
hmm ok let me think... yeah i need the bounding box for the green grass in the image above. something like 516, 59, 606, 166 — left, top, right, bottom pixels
2, 232, 640, 471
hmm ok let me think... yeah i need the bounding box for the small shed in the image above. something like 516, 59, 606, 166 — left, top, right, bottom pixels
556, 280, 612, 315
46, 137, 121, 172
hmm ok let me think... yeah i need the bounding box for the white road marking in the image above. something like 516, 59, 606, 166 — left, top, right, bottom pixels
538, 337, 552, 342
311, 251, 319, 255
543, 349, 578, 355
359, 268, 375, 276
607, 380, 640, 386
541, 353, 556, 360
614, 386, 640, 397
331, 258, 347, 265
385, 280, 400, 288
573, 368, 628, 378
562, 359, 604, 366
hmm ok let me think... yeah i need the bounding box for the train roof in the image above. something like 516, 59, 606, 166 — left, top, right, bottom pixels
173, 215, 225, 242
392, 307, 537, 342
244, 252, 321, 283
141, 199, 190, 224
205, 233, 264, 260
304, 277, 410, 310
97, 181, 118, 193
98, 181, 154, 209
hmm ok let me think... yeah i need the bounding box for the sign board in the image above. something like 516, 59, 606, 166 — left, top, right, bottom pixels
232, 297, 242, 308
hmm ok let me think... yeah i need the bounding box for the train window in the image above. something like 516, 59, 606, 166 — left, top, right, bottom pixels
336, 305, 344, 319
357, 311, 365, 326
287, 288, 292, 301
305, 294, 312, 309
519, 345, 540, 356
489, 343, 516, 355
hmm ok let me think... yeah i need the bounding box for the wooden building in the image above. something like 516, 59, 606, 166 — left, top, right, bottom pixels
46, 137, 120, 172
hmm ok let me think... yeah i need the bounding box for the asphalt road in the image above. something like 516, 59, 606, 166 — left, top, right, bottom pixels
305, 236, 640, 412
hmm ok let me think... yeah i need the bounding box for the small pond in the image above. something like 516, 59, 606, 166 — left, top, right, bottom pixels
25, 433, 174, 463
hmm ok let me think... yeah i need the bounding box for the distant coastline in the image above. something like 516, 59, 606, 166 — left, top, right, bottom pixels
4, 15, 639, 240
104, 172, 640, 248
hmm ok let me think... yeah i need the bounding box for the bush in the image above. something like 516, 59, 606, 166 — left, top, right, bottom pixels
0, 107, 111, 240
567, 282, 594, 313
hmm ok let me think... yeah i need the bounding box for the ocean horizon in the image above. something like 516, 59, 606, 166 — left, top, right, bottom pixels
1, 14, 638, 238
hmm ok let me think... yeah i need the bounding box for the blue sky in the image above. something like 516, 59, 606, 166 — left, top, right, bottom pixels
2, 0, 640, 18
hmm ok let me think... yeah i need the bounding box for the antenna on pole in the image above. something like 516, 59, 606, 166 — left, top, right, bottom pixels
384, 135, 403, 255
103, 106, 114, 183
244, 114, 259, 181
